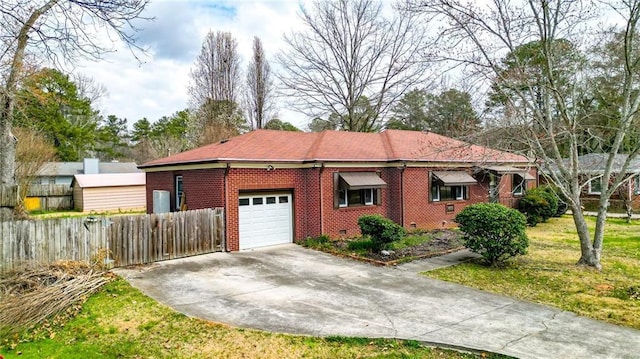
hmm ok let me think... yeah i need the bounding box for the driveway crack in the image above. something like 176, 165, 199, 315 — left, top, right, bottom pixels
419, 301, 514, 337
498, 312, 557, 351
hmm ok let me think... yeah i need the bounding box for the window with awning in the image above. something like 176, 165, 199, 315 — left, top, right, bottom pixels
430, 171, 477, 202
333, 172, 386, 208
432, 171, 478, 186
482, 166, 535, 180
338, 172, 387, 189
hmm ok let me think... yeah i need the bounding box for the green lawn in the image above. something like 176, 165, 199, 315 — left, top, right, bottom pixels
424, 215, 640, 329
0, 278, 508, 359
28, 209, 145, 219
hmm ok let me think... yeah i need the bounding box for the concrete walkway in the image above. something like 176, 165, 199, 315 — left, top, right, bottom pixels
570, 210, 640, 220
116, 245, 640, 359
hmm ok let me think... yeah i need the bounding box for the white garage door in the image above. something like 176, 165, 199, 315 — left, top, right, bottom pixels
238, 193, 293, 250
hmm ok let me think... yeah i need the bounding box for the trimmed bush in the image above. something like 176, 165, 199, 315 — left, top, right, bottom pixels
518, 186, 559, 226
518, 193, 549, 226
358, 215, 406, 252
455, 203, 529, 267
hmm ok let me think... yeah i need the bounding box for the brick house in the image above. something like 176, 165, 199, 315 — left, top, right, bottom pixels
544, 153, 640, 212
139, 129, 537, 251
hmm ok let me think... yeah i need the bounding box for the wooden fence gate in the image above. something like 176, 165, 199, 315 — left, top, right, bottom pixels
0, 208, 225, 272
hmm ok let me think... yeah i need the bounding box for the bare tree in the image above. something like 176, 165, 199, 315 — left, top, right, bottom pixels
188, 30, 244, 145
73, 73, 108, 105
13, 127, 56, 218
245, 36, 274, 129
408, 0, 640, 269
0, 0, 150, 220
277, 0, 429, 132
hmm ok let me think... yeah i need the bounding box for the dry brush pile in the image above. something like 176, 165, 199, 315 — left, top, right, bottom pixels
0, 261, 111, 341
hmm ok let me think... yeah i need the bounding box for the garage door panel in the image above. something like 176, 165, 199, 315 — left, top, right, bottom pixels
239, 193, 293, 250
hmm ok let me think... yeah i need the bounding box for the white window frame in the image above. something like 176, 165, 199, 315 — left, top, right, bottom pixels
588, 176, 602, 195
338, 187, 376, 207
363, 188, 374, 205
431, 185, 441, 202
338, 188, 348, 207
431, 184, 468, 202
175, 175, 183, 208
634, 176, 640, 195
512, 174, 525, 196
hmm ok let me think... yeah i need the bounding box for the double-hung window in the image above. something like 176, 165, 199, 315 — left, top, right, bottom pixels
430, 171, 476, 202
334, 172, 386, 208
588, 176, 602, 195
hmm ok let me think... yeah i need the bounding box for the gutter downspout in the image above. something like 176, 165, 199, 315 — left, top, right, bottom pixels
319, 162, 325, 235
400, 162, 406, 227
224, 162, 230, 252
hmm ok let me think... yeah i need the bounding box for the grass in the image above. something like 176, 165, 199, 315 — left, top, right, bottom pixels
0, 278, 509, 359
424, 215, 640, 329
303, 233, 437, 256
28, 209, 146, 219
388, 234, 434, 250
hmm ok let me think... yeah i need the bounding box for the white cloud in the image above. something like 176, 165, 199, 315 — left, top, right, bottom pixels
77, 0, 310, 129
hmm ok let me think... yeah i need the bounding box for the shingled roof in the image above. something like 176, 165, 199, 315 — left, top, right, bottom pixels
140, 129, 528, 168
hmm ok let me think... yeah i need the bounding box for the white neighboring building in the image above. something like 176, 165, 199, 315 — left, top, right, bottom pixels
72, 173, 146, 212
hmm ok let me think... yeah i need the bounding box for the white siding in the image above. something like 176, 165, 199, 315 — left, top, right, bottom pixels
75, 185, 146, 212
73, 182, 84, 211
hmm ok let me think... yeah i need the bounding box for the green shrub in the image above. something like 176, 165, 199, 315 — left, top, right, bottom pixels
542, 185, 568, 217
358, 215, 406, 252
518, 193, 549, 226
518, 186, 559, 226
455, 203, 529, 267
538, 186, 560, 218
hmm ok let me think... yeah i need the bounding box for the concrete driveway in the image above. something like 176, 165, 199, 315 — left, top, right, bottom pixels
116, 245, 640, 359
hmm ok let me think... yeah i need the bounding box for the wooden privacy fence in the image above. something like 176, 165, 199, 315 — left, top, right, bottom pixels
0, 184, 72, 211
26, 184, 73, 211
0, 208, 225, 272
0, 185, 17, 207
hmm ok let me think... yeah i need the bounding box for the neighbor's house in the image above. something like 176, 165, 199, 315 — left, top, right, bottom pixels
139, 129, 537, 251
34, 158, 141, 186
544, 153, 640, 212
72, 173, 146, 212
25, 158, 143, 212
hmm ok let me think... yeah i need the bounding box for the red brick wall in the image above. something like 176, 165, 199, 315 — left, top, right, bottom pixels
303, 168, 322, 238
145, 172, 175, 212
402, 168, 488, 230
145, 169, 225, 213
225, 168, 317, 251
320, 168, 389, 238
383, 168, 403, 224
493, 171, 537, 208
182, 169, 225, 209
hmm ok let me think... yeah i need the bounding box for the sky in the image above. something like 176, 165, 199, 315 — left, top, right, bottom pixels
76, 0, 309, 130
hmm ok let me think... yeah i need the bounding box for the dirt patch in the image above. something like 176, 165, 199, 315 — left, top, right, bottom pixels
331, 229, 465, 265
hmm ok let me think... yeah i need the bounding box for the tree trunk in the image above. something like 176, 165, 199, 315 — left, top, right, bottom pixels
0, 96, 17, 221
572, 205, 605, 270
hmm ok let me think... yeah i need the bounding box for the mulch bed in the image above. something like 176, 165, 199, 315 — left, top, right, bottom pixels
329, 229, 465, 266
